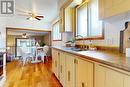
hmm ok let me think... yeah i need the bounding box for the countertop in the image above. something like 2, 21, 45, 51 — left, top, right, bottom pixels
52, 46, 130, 72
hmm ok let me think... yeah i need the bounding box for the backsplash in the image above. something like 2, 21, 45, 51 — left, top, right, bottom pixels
52, 32, 73, 46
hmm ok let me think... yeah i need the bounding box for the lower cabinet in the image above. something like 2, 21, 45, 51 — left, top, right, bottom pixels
105, 68, 124, 87
52, 49, 60, 79
52, 48, 130, 87
59, 52, 66, 87
95, 64, 106, 87
95, 64, 130, 87
52, 49, 57, 76
124, 75, 130, 87
66, 54, 76, 87
75, 58, 94, 87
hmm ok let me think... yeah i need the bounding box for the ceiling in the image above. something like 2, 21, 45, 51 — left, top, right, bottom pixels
8, 30, 49, 36
15, 0, 59, 23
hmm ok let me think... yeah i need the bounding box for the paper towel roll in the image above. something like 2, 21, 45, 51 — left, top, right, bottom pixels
126, 48, 130, 57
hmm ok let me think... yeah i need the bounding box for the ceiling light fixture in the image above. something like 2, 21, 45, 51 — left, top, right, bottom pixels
22, 33, 28, 38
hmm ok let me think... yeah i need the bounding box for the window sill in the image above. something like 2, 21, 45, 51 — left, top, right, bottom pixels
76, 36, 104, 40
53, 40, 62, 41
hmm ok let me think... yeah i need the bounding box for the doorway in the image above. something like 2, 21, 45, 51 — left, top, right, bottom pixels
6, 27, 51, 61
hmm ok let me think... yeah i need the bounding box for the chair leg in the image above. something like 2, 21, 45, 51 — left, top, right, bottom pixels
23, 60, 26, 66
41, 57, 44, 63
46, 55, 48, 62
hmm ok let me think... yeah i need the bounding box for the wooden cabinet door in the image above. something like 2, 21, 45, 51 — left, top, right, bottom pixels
66, 54, 75, 87
99, 0, 130, 19
65, 7, 74, 32
52, 49, 60, 79
95, 64, 124, 87
59, 52, 66, 87
124, 75, 130, 87
52, 49, 57, 76
57, 52, 60, 80
95, 64, 106, 87
105, 68, 124, 87
76, 58, 93, 87
52, 49, 55, 73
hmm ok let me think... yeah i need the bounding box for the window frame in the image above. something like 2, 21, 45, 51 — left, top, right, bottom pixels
52, 21, 62, 41
75, 1, 104, 40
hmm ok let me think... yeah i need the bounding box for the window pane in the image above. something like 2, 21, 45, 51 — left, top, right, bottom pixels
89, 0, 103, 37
52, 22, 62, 40
77, 3, 88, 37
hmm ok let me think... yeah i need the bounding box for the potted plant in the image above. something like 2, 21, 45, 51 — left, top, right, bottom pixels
66, 38, 76, 47
39, 41, 46, 47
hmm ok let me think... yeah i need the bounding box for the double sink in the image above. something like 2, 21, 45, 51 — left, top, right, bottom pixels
67, 47, 88, 52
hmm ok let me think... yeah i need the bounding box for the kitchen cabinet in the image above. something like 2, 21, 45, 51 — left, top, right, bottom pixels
60, 0, 74, 32
64, 7, 74, 32
95, 64, 126, 87
59, 8, 65, 33
59, 52, 66, 87
99, 0, 130, 19
105, 68, 124, 87
124, 75, 130, 87
76, 58, 94, 87
66, 53, 76, 87
52, 49, 60, 80
52, 49, 56, 75
52, 48, 130, 87
95, 64, 106, 87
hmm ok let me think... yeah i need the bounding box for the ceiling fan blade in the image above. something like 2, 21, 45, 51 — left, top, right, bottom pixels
16, 13, 30, 16
35, 17, 41, 20
15, 8, 29, 13
36, 16, 44, 18
26, 17, 30, 20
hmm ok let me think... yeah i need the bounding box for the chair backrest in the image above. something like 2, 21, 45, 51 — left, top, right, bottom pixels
43, 45, 49, 55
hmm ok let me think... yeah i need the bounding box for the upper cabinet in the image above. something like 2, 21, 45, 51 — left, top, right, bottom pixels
60, 0, 74, 32
64, 7, 75, 32
99, 0, 130, 19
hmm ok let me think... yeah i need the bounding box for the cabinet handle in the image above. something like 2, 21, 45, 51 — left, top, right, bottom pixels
82, 82, 85, 87
74, 59, 78, 64
68, 71, 70, 81
60, 65, 62, 73
55, 61, 57, 67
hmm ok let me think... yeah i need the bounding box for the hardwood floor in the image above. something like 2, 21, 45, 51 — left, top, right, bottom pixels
4, 58, 62, 87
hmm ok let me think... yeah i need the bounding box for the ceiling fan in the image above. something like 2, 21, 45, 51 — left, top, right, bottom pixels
16, 9, 44, 21
26, 13, 44, 20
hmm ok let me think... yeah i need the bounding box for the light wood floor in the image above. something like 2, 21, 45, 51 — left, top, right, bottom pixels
4, 59, 62, 87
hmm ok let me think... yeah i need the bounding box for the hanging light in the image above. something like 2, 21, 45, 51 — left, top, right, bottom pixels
22, 33, 27, 38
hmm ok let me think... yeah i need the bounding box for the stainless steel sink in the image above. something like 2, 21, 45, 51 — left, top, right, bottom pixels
70, 47, 86, 52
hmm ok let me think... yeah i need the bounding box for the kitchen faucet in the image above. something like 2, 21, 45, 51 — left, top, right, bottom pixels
75, 35, 86, 50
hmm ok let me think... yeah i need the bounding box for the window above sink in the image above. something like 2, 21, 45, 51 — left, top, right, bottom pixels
76, 0, 104, 40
